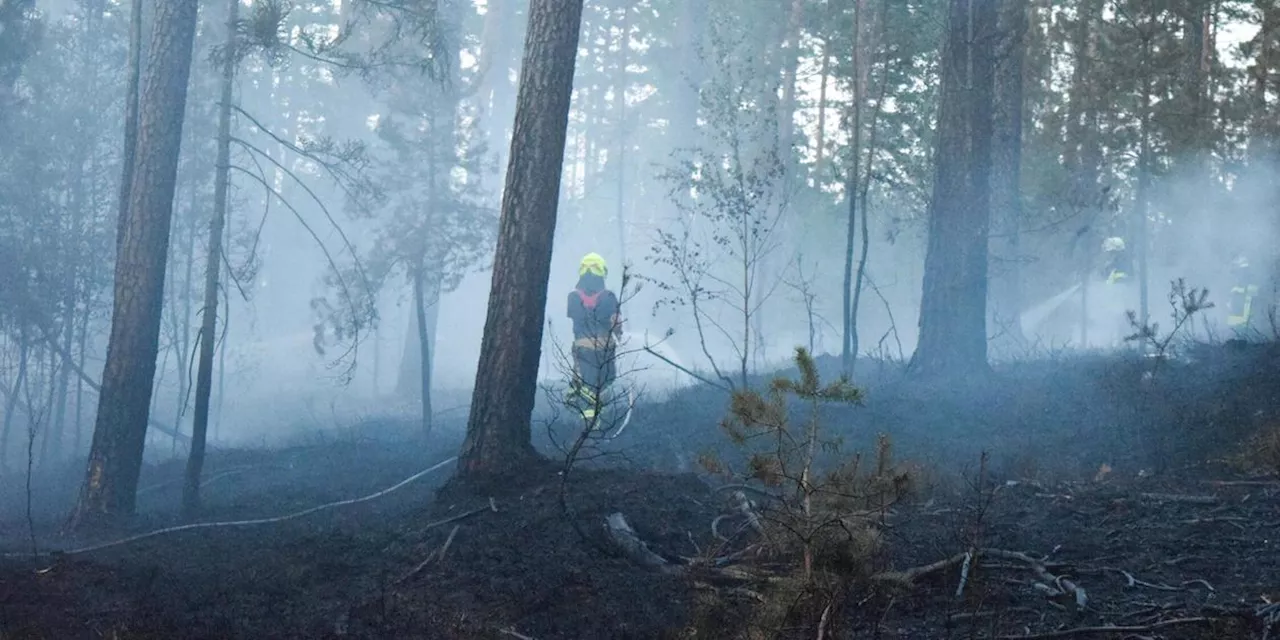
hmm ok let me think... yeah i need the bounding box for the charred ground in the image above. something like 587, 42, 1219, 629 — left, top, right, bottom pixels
1, 344, 1279, 639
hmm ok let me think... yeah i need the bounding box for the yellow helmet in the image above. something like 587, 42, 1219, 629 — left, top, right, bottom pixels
579, 252, 607, 277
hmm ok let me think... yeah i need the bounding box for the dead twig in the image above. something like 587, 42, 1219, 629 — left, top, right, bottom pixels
955, 550, 973, 598
815, 601, 833, 640
498, 627, 536, 640
994, 617, 1210, 639
1102, 567, 1181, 591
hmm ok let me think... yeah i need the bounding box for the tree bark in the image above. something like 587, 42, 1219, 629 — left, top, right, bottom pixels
911, 0, 997, 377
114, 0, 144, 253
72, 0, 200, 528
457, 0, 584, 479
183, 0, 237, 519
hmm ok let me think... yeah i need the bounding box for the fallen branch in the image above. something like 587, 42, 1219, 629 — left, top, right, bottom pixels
692, 581, 765, 603
1204, 479, 1280, 487
994, 616, 1211, 639
422, 497, 498, 532
872, 552, 971, 587
955, 550, 973, 598
640, 343, 729, 392
1140, 492, 1219, 505
1102, 567, 1180, 591
396, 523, 462, 585
4, 457, 458, 558
498, 627, 536, 640
604, 512, 679, 574
986, 549, 1088, 610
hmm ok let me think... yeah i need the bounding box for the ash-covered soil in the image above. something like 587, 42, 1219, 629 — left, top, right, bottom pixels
2, 346, 1279, 639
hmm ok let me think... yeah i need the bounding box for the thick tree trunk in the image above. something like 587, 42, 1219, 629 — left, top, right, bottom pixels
458, 0, 584, 479
911, 0, 997, 377
183, 0, 237, 519
72, 0, 200, 528
989, 0, 1028, 350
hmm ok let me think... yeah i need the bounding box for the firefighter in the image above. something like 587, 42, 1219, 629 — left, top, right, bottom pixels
1101, 237, 1129, 285
1227, 254, 1258, 330
565, 252, 623, 421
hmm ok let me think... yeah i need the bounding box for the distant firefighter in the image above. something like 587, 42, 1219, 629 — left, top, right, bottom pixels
565, 252, 623, 420
1227, 254, 1258, 330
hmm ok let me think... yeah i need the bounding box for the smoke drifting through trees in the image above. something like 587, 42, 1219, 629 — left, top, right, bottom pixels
0, 0, 1275, 530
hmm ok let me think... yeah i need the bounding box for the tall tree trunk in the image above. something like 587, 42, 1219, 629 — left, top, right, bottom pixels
0, 0, 37, 107
1135, 17, 1155, 331
1, 338, 31, 474
174, 159, 199, 455
73, 304, 89, 457
614, 4, 629, 267
989, 0, 1028, 350
458, 0, 584, 479
412, 269, 434, 439
777, 0, 806, 164
814, 37, 832, 168
183, 0, 238, 519
911, 0, 997, 377
670, 0, 707, 159
72, 0, 200, 528
115, 0, 143, 252
396, 297, 438, 400
841, 5, 866, 378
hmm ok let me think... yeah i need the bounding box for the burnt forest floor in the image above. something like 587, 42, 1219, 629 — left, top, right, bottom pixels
1, 344, 1280, 639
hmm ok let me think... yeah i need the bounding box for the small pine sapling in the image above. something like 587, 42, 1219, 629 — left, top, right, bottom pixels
699, 347, 914, 636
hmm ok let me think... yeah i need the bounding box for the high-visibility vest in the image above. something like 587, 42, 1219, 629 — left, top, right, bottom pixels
1227, 284, 1258, 327
1106, 269, 1127, 285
